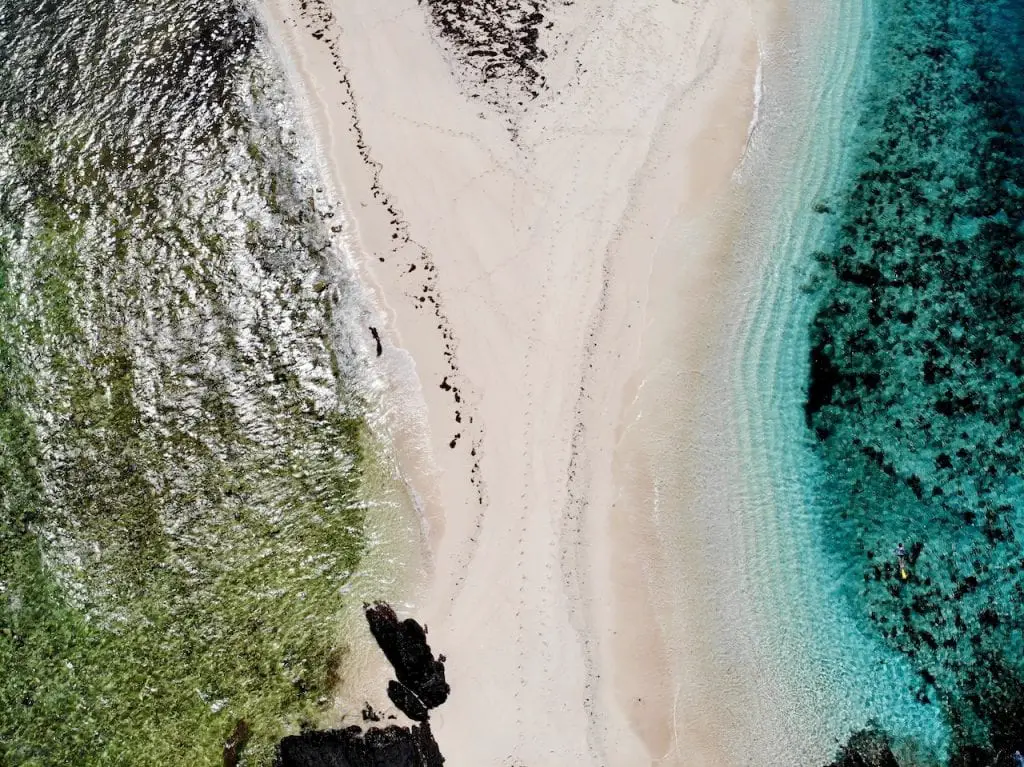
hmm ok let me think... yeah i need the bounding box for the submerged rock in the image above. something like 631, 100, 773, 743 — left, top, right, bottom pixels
223, 719, 250, 767
803, 0, 1024, 759
824, 728, 901, 767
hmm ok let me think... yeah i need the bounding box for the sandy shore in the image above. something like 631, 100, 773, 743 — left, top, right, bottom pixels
261, 0, 779, 763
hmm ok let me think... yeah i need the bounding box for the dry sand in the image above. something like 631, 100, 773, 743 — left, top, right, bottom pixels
261, 0, 783, 763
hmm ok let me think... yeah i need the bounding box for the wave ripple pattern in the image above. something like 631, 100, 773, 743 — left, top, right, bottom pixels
0, 0, 374, 764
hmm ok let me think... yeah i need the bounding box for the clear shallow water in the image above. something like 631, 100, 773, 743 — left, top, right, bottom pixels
802, 0, 1024, 761
738, 0, 1024, 763
0, 1, 398, 763
721, 0, 949, 759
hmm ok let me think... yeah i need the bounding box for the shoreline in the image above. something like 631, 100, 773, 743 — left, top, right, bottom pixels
628, 0, 934, 762
258, 0, 815, 762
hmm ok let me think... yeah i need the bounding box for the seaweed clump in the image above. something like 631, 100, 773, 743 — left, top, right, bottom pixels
418, 0, 552, 106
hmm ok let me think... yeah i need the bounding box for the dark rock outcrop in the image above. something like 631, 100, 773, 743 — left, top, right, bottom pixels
418, 0, 550, 104
365, 602, 450, 709
274, 603, 449, 766
275, 725, 443, 767
387, 680, 429, 723
805, 331, 843, 425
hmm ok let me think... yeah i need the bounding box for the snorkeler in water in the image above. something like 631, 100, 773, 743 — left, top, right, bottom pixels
895, 542, 909, 580
1012, 750, 1024, 767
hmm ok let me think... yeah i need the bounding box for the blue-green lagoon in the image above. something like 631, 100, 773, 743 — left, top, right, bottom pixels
729, 0, 1024, 763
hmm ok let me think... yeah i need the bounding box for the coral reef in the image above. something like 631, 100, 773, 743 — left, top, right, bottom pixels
806, 0, 1024, 762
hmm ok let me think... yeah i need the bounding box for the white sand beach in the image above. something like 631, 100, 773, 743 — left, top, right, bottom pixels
261, 0, 790, 763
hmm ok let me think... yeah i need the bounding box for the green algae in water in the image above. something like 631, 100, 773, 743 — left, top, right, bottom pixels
0, 1, 380, 763
805, 0, 1024, 762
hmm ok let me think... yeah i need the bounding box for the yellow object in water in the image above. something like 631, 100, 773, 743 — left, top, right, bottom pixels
900, 566, 909, 580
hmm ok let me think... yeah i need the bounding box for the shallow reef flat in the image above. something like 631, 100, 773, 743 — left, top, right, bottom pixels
805, 0, 1024, 763
0, 0, 385, 763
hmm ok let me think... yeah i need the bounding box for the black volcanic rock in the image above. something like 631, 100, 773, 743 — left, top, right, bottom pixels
387, 680, 429, 723
275, 603, 449, 766
365, 603, 450, 709
275, 725, 443, 767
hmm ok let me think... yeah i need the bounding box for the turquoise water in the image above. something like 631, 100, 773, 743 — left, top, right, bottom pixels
0, 1, 391, 763
794, 0, 1024, 762
724, 1, 949, 759
726, 0, 1024, 762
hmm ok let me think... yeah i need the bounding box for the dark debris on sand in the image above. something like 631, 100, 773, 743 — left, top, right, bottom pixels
418, 0, 553, 105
